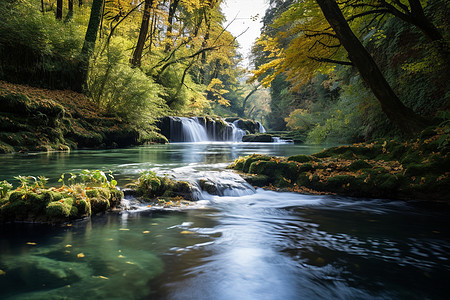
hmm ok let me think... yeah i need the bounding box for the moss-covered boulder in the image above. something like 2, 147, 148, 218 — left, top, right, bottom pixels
242, 134, 273, 142
46, 198, 73, 219
229, 125, 450, 201
90, 197, 110, 215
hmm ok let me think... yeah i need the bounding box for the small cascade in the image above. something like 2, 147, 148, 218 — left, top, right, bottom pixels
180, 117, 208, 142
258, 122, 266, 133
158, 116, 265, 142
231, 120, 246, 142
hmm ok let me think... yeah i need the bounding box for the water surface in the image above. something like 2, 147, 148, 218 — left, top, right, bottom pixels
0, 142, 449, 299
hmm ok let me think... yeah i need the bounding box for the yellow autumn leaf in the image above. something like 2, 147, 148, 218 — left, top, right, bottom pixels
180, 230, 194, 234
26, 242, 37, 245
142, 231, 150, 234
77, 253, 85, 258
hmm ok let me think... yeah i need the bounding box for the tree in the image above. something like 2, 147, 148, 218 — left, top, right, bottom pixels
343, 0, 444, 42
315, 0, 428, 135
56, 0, 63, 19
75, 0, 104, 92
131, 0, 154, 68
165, 0, 181, 52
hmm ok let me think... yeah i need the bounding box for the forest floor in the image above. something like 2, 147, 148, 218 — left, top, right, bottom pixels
0, 81, 166, 153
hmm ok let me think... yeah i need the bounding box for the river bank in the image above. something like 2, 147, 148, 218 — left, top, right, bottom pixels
0, 81, 167, 154
230, 125, 450, 201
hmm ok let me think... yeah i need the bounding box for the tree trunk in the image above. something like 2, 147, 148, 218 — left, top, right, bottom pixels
315, 0, 428, 135
79, 0, 83, 7
75, 0, 103, 92
66, 0, 74, 21
56, 0, 63, 19
240, 83, 262, 117
165, 0, 180, 52
41, 0, 44, 14
131, 0, 153, 68
407, 0, 443, 41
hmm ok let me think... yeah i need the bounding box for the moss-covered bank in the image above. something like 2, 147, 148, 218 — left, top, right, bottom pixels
0, 81, 167, 153
0, 170, 123, 224
229, 125, 450, 201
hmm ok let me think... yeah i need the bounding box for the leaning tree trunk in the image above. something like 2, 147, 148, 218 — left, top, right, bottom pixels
315, 0, 428, 136
75, 0, 103, 92
131, 0, 153, 68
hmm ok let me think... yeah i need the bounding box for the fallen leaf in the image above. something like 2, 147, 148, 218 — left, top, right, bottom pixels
0, 270, 5, 276
65, 244, 72, 248
180, 230, 194, 235
77, 253, 85, 258
26, 242, 37, 246
119, 228, 130, 231
142, 231, 150, 234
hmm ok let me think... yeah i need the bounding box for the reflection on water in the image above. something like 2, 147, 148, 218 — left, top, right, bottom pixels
0, 142, 326, 184
1, 143, 449, 299
1, 192, 449, 299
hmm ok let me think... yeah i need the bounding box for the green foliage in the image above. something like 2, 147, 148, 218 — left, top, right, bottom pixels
137, 170, 162, 198
0, 180, 13, 199
88, 40, 168, 125
78, 169, 117, 188
0, 0, 84, 89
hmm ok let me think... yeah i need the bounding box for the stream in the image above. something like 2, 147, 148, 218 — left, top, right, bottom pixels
0, 142, 449, 299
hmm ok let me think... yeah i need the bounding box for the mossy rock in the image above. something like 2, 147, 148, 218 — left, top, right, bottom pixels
242, 134, 273, 142
325, 175, 356, 193
299, 163, 314, 173
371, 173, 399, 195
90, 197, 110, 214
137, 176, 162, 198
313, 145, 381, 160
86, 189, 100, 198
346, 160, 373, 171
0, 93, 31, 114
242, 174, 270, 187
199, 179, 218, 195
0, 141, 14, 154
46, 200, 72, 219
109, 188, 123, 208
73, 198, 91, 216
249, 160, 300, 182
242, 154, 272, 173
288, 154, 313, 163
171, 181, 196, 200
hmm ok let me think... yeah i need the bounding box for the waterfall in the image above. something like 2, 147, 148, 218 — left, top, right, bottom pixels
231, 120, 246, 142
180, 117, 208, 142
258, 122, 266, 133
159, 116, 263, 142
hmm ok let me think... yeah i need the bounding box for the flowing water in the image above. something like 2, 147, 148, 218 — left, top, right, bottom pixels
0, 142, 449, 299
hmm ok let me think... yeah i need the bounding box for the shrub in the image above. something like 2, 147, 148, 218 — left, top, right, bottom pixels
88, 39, 168, 126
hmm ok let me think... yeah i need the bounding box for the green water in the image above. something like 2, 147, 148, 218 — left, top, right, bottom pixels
0, 143, 449, 299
